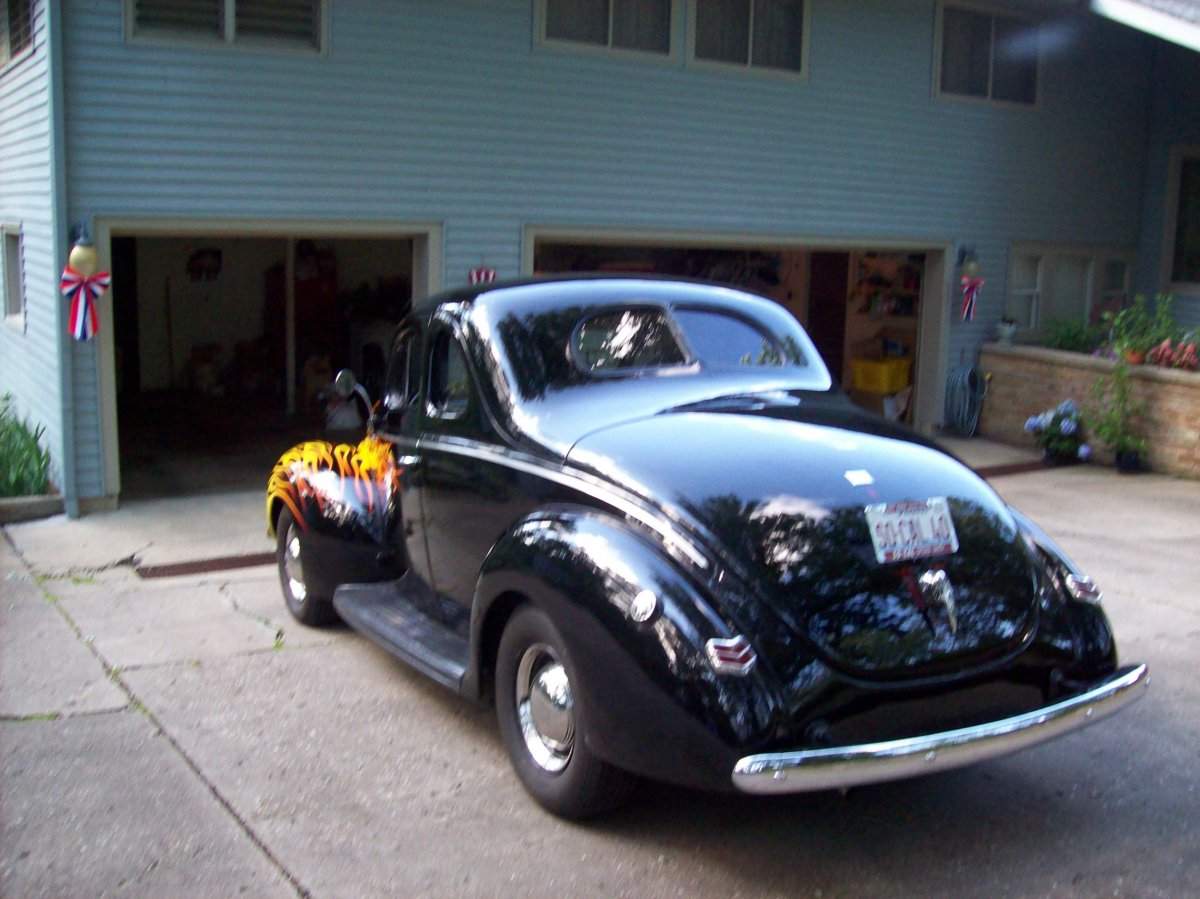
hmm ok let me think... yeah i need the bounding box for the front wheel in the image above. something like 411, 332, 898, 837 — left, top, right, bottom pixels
275, 508, 338, 627
494, 605, 636, 818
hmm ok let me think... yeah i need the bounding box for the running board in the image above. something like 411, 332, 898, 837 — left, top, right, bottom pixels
333, 580, 469, 693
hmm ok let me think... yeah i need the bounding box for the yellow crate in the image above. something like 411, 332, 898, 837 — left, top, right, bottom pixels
850, 357, 911, 393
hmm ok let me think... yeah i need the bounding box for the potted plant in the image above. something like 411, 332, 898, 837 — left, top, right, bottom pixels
1024, 399, 1092, 466
1087, 360, 1147, 473
995, 316, 1019, 344
1101, 294, 1179, 364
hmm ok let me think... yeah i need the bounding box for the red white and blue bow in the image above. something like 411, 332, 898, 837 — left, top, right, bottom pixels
60, 266, 111, 342
960, 274, 984, 322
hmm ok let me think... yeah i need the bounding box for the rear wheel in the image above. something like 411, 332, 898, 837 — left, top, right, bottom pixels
494, 605, 636, 818
276, 508, 338, 627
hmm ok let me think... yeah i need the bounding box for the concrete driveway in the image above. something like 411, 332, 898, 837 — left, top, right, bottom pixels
2, 459, 1197, 897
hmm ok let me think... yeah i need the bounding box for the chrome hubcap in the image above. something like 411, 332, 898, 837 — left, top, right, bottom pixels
283, 525, 307, 604
515, 643, 574, 773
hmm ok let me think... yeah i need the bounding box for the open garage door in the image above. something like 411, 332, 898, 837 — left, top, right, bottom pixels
108, 231, 432, 499
533, 239, 935, 427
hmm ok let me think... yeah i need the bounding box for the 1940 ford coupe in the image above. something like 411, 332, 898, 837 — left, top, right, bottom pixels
266, 276, 1147, 818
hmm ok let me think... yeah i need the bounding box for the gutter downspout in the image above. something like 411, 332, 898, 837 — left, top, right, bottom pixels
46, 0, 79, 517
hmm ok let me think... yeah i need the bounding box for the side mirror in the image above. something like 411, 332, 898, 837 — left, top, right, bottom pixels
334, 368, 374, 415
334, 368, 359, 399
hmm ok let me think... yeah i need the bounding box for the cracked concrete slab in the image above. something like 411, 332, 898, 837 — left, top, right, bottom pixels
0, 543, 127, 719
1, 712, 295, 898
59, 581, 285, 670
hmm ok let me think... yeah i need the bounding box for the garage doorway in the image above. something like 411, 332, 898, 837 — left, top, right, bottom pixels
531, 238, 940, 428
103, 227, 437, 499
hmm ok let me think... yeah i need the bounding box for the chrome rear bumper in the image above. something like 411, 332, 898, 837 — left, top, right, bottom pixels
732, 664, 1148, 795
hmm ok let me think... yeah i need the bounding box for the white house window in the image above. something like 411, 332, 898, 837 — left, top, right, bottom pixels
2, 0, 34, 67
129, 0, 324, 51
1005, 247, 1131, 334
938, 3, 1038, 105
1170, 154, 1200, 286
691, 0, 807, 74
541, 0, 673, 55
3, 226, 26, 331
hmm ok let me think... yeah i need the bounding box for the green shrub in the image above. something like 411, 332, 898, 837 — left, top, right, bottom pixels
1039, 317, 1106, 353
0, 395, 52, 497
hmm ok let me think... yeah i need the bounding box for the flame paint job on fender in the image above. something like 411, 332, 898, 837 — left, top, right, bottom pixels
266, 436, 400, 540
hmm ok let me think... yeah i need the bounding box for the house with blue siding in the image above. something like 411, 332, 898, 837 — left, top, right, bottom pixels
2, 0, 1198, 515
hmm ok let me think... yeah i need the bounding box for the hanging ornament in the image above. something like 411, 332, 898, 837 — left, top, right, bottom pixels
960, 273, 984, 322
61, 234, 110, 342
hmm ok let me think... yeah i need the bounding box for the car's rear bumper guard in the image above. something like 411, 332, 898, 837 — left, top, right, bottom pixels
732, 663, 1149, 794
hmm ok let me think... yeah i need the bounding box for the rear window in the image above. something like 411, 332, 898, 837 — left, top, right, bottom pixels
573, 308, 686, 373
673, 308, 795, 367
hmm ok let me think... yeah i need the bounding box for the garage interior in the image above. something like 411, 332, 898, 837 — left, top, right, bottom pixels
111, 235, 414, 498
535, 241, 926, 422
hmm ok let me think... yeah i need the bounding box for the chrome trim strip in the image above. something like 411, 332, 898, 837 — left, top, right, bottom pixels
410, 436, 710, 570
732, 664, 1149, 794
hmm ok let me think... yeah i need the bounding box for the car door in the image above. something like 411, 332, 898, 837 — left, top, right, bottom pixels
416, 321, 521, 630
371, 325, 441, 618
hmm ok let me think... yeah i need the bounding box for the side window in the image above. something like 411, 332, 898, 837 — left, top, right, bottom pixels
428, 331, 471, 418
383, 329, 420, 411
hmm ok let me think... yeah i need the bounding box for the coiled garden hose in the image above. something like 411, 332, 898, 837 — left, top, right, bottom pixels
944, 366, 989, 436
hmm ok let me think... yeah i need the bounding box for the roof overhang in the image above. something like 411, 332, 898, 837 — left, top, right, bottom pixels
1090, 0, 1200, 52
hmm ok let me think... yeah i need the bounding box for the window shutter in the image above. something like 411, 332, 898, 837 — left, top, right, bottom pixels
236, 0, 320, 48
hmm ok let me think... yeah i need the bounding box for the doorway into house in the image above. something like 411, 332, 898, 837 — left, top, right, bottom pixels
111, 234, 418, 498
533, 240, 929, 424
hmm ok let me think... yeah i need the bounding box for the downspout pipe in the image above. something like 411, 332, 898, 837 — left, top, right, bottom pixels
46, 0, 80, 517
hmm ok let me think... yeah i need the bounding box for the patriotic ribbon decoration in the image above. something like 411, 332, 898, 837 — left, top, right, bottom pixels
960, 275, 984, 322
60, 265, 111, 342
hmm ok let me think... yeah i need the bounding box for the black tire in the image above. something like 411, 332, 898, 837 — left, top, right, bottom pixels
494, 605, 636, 819
275, 508, 338, 627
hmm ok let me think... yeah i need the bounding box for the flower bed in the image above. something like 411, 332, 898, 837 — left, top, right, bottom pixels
978, 343, 1200, 479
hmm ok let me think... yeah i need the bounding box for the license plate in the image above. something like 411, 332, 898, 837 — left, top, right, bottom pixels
864, 497, 959, 564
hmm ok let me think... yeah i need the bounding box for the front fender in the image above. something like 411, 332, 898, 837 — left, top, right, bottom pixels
265, 438, 406, 595
468, 507, 783, 791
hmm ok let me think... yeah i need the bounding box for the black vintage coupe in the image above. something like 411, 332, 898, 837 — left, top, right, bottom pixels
266, 276, 1147, 818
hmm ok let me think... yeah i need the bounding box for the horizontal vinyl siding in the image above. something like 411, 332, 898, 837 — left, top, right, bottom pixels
0, 1, 66, 493
58, 1, 1158, 458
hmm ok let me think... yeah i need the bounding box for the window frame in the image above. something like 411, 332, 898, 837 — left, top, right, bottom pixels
125, 0, 329, 55
1004, 244, 1133, 337
535, 0, 682, 63
685, 0, 810, 80
1164, 147, 1200, 292
934, 1, 1040, 107
426, 328, 474, 422
2, 225, 26, 333
1, 0, 34, 69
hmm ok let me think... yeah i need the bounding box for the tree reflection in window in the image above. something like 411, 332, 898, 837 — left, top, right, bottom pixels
575, 309, 686, 372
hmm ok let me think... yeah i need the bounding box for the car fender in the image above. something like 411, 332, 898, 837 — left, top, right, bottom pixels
468, 506, 783, 791
265, 438, 406, 595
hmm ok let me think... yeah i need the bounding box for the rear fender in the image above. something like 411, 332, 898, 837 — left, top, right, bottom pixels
467, 507, 781, 791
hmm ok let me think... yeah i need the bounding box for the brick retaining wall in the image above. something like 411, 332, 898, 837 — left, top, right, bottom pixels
978, 344, 1200, 479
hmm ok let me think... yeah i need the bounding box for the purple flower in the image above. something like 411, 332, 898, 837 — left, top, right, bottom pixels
1060, 418, 1077, 436
1024, 416, 1041, 433
1077, 443, 1092, 460
1058, 399, 1078, 416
